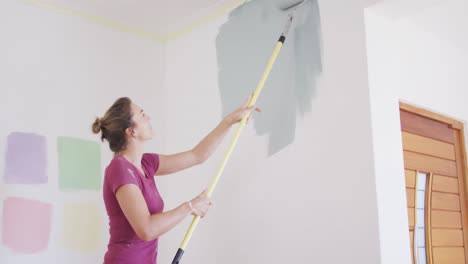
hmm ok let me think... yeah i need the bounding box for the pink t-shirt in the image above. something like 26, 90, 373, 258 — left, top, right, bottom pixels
103, 153, 164, 264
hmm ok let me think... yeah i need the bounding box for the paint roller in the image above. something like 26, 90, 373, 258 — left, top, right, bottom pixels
171, 0, 311, 263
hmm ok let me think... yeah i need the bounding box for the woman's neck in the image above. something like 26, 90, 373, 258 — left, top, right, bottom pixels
118, 142, 144, 168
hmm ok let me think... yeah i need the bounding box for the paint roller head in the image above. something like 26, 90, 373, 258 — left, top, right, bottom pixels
278, 0, 311, 37
241, 0, 311, 37
278, 0, 309, 12
242, 0, 310, 13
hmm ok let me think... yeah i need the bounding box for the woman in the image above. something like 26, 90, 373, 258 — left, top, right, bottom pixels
92, 97, 258, 263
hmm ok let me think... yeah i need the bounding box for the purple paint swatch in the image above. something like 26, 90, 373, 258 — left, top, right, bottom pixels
2, 197, 52, 253
4, 132, 48, 184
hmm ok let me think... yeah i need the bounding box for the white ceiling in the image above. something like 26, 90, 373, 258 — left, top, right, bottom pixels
30, 0, 468, 49
35, 0, 243, 40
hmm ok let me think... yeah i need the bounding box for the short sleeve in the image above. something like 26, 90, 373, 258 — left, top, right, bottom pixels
106, 159, 140, 194
142, 153, 160, 176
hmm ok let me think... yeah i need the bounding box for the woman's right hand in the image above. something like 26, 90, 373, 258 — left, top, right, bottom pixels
188, 191, 212, 217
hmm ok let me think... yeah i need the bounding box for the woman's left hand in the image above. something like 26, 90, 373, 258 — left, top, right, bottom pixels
223, 95, 261, 126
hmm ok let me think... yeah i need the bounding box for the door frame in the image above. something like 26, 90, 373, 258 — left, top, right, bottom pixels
400, 101, 468, 263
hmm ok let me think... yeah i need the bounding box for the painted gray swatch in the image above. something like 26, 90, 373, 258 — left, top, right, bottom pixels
216, 0, 322, 155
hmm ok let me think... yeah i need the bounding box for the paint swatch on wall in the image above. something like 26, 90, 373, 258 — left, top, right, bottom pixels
1, 197, 52, 253
57, 137, 101, 191
216, 0, 322, 155
3, 132, 48, 184
62, 203, 102, 252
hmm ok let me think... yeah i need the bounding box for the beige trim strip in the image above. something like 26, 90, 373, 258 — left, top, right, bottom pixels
413, 171, 419, 264
426, 173, 434, 264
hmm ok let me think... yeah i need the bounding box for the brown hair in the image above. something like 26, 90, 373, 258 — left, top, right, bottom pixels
92, 97, 134, 154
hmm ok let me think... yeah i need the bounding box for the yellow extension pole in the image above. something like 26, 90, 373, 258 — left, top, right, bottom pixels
172, 16, 293, 264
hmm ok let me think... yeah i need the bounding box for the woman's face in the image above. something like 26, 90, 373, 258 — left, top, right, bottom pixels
130, 103, 154, 140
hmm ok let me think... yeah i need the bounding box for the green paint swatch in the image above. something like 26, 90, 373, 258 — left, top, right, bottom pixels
57, 137, 101, 190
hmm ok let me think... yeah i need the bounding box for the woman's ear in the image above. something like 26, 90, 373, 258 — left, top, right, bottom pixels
125, 127, 134, 137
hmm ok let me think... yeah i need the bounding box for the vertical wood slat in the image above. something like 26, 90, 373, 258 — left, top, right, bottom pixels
410, 230, 414, 264
413, 173, 419, 264
410, 231, 414, 247
427, 173, 434, 264
407, 188, 415, 208
406, 170, 416, 188
408, 208, 415, 227
454, 130, 468, 263
411, 252, 414, 264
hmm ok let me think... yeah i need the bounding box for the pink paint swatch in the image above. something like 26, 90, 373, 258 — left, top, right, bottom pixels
2, 197, 52, 253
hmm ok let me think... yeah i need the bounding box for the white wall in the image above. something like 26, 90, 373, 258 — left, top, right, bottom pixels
1, 1, 393, 263
0, 1, 166, 263
158, 1, 381, 263
366, 2, 468, 264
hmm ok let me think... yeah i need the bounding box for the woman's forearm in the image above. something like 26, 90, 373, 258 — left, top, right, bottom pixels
192, 119, 231, 164
144, 202, 192, 241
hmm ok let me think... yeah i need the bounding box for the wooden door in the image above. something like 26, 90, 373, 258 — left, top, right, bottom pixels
400, 103, 468, 264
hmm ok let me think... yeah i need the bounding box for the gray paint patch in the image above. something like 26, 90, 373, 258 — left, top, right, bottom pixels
216, 0, 322, 155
